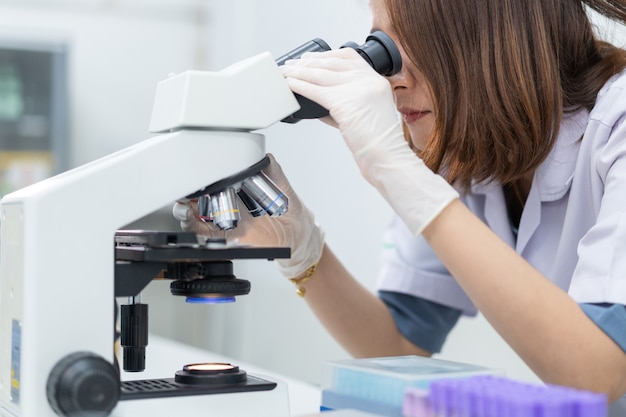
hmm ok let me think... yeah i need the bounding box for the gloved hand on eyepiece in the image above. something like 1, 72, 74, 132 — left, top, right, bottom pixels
281, 49, 459, 236
172, 154, 325, 278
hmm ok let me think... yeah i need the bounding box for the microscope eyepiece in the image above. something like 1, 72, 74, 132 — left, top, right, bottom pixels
280, 30, 402, 123
346, 31, 402, 77
275, 38, 331, 66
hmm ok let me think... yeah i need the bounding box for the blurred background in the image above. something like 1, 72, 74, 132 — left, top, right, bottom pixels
0, 0, 623, 389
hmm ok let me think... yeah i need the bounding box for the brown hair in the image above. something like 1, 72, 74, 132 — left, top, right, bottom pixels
386, 0, 626, 189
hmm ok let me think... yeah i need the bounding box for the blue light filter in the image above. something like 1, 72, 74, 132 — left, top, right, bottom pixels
185, 297, 236, 304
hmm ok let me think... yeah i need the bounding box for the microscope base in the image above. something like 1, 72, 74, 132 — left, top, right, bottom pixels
113, 377, 289, 417
120, 374, 276, 400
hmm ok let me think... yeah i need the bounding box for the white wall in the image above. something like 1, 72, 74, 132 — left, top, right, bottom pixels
0, 2, 204, 166
4, 0, 624, 390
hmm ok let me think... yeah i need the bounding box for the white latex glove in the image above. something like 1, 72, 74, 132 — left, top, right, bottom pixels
282, 49, 459, 236
172, 154, 324, 278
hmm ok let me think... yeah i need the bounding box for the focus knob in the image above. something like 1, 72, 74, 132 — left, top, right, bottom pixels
47, 351, 120, 417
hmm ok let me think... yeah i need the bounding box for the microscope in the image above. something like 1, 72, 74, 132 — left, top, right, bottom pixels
0, 32, 400, 417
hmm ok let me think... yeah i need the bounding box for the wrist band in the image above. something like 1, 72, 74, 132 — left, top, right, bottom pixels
289, 262, 319, 297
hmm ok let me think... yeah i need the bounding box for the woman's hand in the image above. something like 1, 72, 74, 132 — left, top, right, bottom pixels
282, 49, 458, 236
173, 154, 324, 277
282, 48, 399, 158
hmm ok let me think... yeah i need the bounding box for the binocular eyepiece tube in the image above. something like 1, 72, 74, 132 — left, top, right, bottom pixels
198, 171, 288, 231
278, 30, 402, 123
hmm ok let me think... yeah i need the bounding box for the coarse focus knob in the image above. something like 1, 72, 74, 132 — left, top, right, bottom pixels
46, 351, 120, 417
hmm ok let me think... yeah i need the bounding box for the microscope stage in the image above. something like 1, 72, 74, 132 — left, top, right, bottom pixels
115, 230, 290, 262
114, 230, 290, 298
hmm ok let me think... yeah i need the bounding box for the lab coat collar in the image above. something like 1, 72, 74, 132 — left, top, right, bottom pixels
467, 109, 588, 252
534, 109, 588, 201
469, 109, 588, 202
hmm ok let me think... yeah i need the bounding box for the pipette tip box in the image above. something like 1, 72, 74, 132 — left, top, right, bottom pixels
320, 355, 500, 416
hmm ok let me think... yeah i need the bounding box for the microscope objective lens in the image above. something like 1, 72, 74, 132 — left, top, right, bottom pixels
197, 195, 212, 222
208, 188, 241, 230
237, 188, 266, 217
240, 172, 288, 217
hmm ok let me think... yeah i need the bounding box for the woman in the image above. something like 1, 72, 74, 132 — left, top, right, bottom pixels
175, 0, 626, 410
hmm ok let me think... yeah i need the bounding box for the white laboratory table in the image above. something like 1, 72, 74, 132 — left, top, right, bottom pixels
121, 334, 322, 416
121, 337, 625, 417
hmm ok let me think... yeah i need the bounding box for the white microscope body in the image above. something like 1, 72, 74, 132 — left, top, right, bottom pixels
0, 52, 299, 417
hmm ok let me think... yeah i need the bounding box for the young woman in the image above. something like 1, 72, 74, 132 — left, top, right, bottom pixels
175, 0, 626, 411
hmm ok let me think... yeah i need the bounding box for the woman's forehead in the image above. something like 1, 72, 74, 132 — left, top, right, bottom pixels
369, 0, 392, 30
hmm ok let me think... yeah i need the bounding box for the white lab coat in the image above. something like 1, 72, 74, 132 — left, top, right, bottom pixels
375, 71, 626, 415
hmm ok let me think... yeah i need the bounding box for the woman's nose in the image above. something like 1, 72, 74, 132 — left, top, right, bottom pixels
387, 65, 412, 90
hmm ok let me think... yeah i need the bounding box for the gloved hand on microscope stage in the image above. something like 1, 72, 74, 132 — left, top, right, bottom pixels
281, 48, 459, 236
172, 154, 325, 279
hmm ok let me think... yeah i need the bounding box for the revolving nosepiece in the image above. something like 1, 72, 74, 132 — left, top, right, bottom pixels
197, 172, 288, 231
